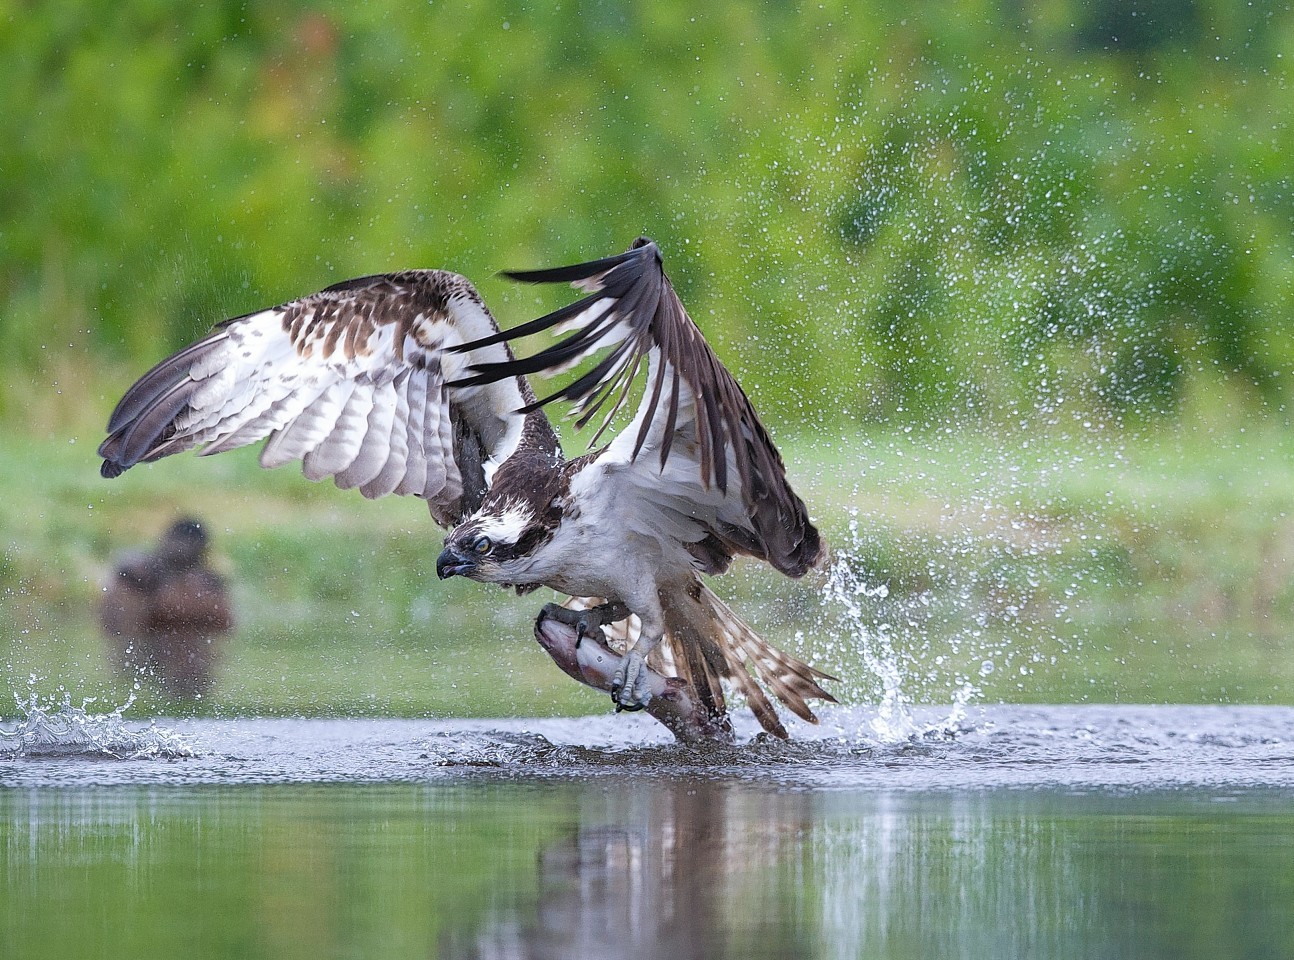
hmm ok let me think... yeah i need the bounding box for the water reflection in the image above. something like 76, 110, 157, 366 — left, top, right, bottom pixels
442, 782, 817, 959
433, 781, 1294, 960
4, 780, 1294, 960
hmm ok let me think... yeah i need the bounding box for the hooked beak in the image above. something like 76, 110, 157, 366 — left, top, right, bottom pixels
436, 545, 475, 580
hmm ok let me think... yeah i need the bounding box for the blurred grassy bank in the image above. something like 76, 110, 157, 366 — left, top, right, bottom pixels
2, 409, 1290, 719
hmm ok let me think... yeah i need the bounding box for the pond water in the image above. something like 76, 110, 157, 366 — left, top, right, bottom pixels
4, 705, 1294, 959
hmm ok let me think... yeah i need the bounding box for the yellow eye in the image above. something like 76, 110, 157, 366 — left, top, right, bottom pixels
473, 535, 493, 556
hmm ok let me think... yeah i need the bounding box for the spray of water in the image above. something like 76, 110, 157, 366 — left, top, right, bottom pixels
795, 429, 1111, 744
702, 65, 1170, 742
0, 677, 193, 759
815, 515, 975, 743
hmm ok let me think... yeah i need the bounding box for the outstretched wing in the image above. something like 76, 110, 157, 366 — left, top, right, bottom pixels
454, 238, 823, 577
99, 270, 544, 527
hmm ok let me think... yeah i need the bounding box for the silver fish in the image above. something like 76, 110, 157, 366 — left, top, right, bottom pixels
533, 607, 734, 744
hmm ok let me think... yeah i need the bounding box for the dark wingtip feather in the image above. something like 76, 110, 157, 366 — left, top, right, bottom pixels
447, 292, 614, 357
501, 245, 643, 287
98, 333, 225, 481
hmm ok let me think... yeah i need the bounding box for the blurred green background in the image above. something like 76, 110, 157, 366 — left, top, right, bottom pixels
2, 0, 1291, 718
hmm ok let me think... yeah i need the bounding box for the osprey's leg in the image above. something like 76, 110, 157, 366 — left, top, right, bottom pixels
539, 601, 631, 649
610, 604, 664, 712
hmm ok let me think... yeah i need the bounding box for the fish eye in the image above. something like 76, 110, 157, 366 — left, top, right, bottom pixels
473, 535, 493, 556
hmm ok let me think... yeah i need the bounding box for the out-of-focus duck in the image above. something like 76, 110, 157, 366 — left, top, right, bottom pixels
99, 518, 233, 699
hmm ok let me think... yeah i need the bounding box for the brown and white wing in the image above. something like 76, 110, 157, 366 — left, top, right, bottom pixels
99, 270, 536, 527
454, 238, 823, 577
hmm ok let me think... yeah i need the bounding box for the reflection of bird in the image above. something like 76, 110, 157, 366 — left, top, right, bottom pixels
99, 518, 233, 699
98, 238, 834, 738
441, 781, 809, 959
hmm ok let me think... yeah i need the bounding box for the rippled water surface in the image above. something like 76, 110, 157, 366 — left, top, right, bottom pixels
5, 703, 1294, 789
5, 706, 1294, 959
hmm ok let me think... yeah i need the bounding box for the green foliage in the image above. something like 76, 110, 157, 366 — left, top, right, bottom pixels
1, 0, 1291, 429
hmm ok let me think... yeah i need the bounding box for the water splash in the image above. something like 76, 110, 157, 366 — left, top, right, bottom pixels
0, 681, 193, 759
819, 516, 978, 743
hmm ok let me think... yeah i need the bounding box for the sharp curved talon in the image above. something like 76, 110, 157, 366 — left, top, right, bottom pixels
542, 601, 630, 653
609, 651, 652, 712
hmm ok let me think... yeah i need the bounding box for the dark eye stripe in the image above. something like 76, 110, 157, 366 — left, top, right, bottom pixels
510, 526, 550, 558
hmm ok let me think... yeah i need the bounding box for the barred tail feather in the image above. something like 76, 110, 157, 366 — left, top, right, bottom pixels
663, 576, 837, 740
565, 580, 837, 741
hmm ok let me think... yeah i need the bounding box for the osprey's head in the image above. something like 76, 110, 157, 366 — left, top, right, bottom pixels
436, 499, 557, 586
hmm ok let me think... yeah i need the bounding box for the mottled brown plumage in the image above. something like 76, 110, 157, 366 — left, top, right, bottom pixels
99, 270, 548, 523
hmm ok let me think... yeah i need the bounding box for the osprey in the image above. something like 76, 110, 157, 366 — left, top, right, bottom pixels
99, 238, 834, 740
